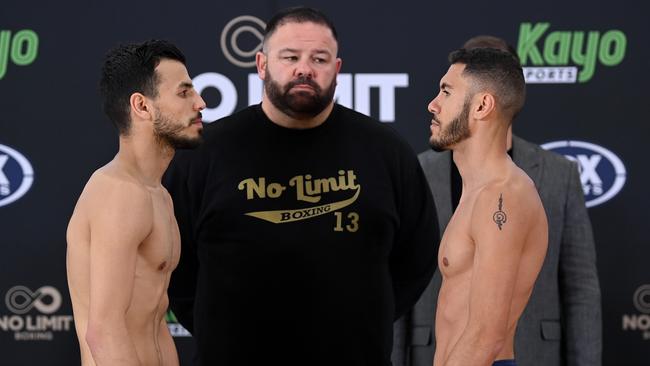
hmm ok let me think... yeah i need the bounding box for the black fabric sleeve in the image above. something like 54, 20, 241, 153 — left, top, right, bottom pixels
163, 150, 201, 333
390, 144, 440, 320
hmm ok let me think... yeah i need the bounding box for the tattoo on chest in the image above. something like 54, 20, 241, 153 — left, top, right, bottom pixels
492, 193, 507, 230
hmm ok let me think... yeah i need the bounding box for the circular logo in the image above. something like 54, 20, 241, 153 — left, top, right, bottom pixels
541, 140, 626, 207
0, 144, 34, 207
633, 284, 650, 314
5, 285, 62, 314
220, 15, 266, 68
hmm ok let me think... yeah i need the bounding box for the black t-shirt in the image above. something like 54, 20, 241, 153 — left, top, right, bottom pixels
164, 104, 439, 366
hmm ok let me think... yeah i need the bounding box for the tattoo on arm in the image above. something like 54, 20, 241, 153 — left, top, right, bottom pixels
492, 193, 507, 230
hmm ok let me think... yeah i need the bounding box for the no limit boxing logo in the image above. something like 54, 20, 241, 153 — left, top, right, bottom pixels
5, 286, 61, 315
622, 284, 650, 340
541, 140, 626, 208
1, 285, 73, 341
0, 143, 34, 207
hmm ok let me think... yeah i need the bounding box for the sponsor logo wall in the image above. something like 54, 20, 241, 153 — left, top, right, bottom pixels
196, 15, 409, 123
0, 144, 34, 207
1, 1, 647, 365
542, 140, 626, 207
622, 284, 650, 340
0, 29, 38, 80
1, 286, 73, 341
518, 23, 627, 83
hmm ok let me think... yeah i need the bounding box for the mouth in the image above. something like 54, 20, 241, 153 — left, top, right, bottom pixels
291, 84, 315, 92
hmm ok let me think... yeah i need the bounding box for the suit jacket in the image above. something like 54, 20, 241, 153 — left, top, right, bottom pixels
392, 135, 601, 366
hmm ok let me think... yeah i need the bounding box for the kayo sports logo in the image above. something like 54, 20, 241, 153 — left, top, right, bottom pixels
517, 22, 626, 83
541, 140, 626, 207
0, 29, 38, 80
0, 144, 34, 207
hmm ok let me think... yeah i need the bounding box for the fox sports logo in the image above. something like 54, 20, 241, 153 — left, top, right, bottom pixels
0, 144, 34, 207
541, 140, 626, 207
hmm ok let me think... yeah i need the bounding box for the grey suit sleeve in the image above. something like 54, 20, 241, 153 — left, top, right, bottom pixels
559, 162, 602, 366
392, 314, 409, 366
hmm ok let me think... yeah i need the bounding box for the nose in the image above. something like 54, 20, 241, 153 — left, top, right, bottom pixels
195, 93, 206, 111
294, 58, 314, 79
428, 97, 440, 115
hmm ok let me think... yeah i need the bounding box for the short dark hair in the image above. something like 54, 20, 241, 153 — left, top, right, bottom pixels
99, 39, 186, 135
449, 47, 525, 121
263, 6, 338, 52
462, 35, 520, 64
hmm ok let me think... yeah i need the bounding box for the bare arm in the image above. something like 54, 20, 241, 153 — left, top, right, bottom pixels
443, 185, 540, 366
158, 318, 180, 366
85, 178, 153, 365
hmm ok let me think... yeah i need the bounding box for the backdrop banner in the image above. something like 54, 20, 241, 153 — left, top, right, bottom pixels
1, 1, 648, 365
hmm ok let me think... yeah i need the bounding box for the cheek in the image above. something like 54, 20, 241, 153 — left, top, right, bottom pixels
318, 70, 337, 86
444, 99, 463, 117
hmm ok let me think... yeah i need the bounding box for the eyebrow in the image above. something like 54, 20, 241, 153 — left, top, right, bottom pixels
440, 82, 453, 90
178, 81, 194, 89
278, 47, 332, 56
312, 49, 332, 55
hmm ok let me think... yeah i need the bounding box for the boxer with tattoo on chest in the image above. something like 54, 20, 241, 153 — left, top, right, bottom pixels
427, 48, 548, 366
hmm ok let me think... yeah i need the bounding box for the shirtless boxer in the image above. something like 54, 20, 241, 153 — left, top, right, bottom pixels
427, 48, 548, 366
66, 40, 205, 365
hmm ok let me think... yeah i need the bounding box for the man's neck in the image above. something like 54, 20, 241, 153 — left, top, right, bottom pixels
116, 134, 174, 188
452, 127, 510, 191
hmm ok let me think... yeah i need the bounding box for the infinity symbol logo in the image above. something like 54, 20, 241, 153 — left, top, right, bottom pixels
220, 15, 266, 68
633, 284, 650, 314
5, 285, 61, 314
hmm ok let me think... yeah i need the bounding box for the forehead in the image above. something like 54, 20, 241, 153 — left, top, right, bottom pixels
266, 21, 337, 53
441, 63, 468, 89
154, 59, 190, 89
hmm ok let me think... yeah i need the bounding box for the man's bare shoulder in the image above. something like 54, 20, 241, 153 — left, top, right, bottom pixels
74, 163, 154, 223
471, 165, 544, 238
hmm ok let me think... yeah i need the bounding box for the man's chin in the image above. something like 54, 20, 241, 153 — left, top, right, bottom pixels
171, 135, 203, 150
285, 100, 329, 118
428, 138, 450, 152
287, 93, 318, 107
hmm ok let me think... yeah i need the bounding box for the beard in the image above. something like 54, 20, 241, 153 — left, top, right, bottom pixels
429, 98, 471, 152
264, 67, 336, 120
153, 111, 203, 150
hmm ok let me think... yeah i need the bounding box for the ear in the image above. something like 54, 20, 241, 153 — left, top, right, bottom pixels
473, 92, 496, 120
335, 57, 342, 74
129, 92, 153, 121
256, 51, 267, 80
